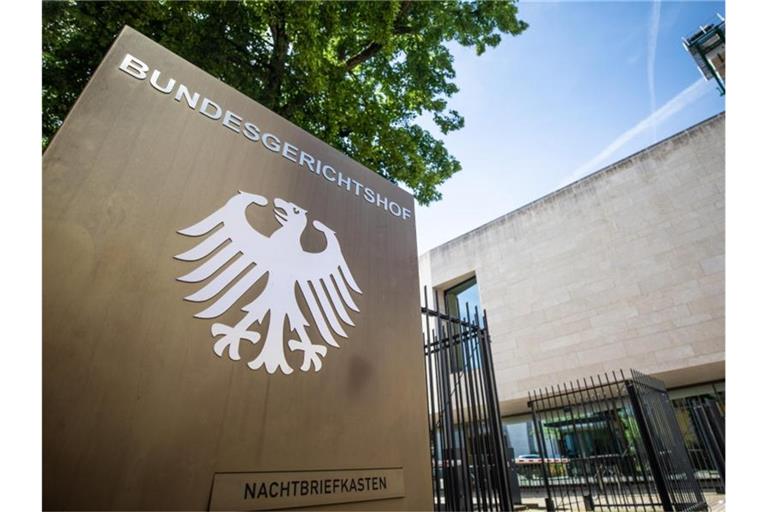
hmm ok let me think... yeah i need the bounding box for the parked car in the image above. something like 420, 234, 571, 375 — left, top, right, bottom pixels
515, 454, 570, 464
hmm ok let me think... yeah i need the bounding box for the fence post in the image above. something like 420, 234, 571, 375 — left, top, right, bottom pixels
626, 381, 674, 512
529, 393, 556, 512
422, 297, 516, 511
477, 308, 513, 511
693, 402, 726, 493
504, 440, 522, 505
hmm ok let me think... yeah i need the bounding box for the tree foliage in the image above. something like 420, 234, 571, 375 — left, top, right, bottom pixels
43, 1, 527, 204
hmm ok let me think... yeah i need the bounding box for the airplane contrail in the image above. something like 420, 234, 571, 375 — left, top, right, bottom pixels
560, 78, 710, 188
647, 0, 662, 142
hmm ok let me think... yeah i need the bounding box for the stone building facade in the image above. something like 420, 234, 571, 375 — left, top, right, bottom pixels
419, 113, 725, 419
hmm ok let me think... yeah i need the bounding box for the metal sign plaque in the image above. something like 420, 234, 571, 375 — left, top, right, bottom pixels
43, 26, 431, 510
209, 468, 405, 510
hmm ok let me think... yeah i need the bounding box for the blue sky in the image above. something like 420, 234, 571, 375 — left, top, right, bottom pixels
415, 0, 725, 252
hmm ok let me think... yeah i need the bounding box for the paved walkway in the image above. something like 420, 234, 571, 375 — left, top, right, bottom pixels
707, 493, 725, 512
518, 492, 725, 510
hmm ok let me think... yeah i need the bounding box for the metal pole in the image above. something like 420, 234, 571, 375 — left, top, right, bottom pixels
626, 381, 674, 511
530, 389, 556, 512
423, 288, 440, 511
477, 307, 513, 511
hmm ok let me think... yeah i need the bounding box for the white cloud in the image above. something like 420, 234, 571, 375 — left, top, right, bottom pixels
647, 0, 662, 141
560, 78, 710, 187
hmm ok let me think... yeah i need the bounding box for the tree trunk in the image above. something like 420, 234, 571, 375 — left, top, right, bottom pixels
263, 6, 289, 111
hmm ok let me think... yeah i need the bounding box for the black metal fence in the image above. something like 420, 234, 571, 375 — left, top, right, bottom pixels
421, 289, 514, 511
670, 392, 725, 493
418, 289, 722, 512
526, 370, 707, 511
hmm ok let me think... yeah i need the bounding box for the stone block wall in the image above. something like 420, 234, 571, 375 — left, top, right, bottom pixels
419, 113, 725, 413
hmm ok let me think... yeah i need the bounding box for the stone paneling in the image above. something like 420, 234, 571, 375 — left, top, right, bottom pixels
420, 114, 725, 412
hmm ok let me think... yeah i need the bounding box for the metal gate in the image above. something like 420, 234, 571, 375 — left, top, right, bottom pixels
527, 370, 707, 511
421, 289, 514, 511
671, 392, 725, 493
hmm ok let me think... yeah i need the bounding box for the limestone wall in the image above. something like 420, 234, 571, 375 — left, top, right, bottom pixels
419, 113, 725, 414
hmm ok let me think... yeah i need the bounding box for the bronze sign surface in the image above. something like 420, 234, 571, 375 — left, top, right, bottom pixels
209, 468, 405, 510
43, 26, 430, 510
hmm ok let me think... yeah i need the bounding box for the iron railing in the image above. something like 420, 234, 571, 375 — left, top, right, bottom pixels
422, 288, 514, 511
670, 392, 725, 493
526, 370, 707, 511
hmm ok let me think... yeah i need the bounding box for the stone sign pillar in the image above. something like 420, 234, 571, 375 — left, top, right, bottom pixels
43, 26, 431, 511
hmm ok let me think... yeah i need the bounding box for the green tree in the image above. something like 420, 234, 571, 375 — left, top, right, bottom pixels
43, 1, 527, 204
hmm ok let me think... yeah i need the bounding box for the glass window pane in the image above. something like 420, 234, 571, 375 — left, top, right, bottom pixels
444, 277, 481, 372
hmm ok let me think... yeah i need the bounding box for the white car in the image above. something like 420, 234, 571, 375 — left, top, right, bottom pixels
515, 454, 570, 464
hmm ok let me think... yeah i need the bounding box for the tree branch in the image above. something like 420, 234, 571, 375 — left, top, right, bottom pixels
345, 42, 383, 71
344, 0, 414, 72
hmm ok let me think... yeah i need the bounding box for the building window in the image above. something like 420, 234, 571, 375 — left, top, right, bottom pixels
444, 277, 481, 323
444, 277, 482, 371
502, 415, 539, 459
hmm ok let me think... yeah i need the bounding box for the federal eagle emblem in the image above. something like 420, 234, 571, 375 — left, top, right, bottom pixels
175, 191, 362, 375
